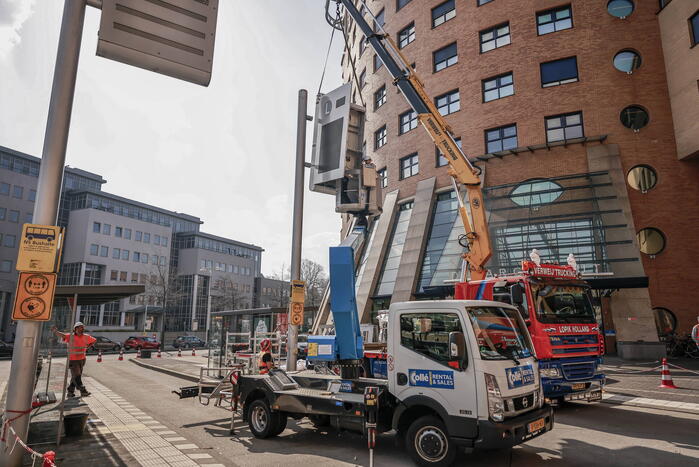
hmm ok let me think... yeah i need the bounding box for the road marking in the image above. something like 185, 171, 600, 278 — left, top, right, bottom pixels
603, 393, 699, 414
608, 387, 699, 398
174, 444, 199, 450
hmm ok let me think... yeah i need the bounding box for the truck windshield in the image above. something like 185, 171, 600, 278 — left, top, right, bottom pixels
466, 307, 533, 361
532, 285, 596, 324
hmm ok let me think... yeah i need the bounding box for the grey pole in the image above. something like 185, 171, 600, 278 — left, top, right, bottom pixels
287, 89, 310, 372
1, 1, 86, 464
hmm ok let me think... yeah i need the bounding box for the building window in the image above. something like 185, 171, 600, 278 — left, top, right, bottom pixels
374, 54, 383, 72
24, 213, 32, 223
607, 0, 634, 19
124, 228, 132, 240
432, 0, 455, 28
613, 50, 641, 73
154, 234, 160, 245
374, 8, 385, 31
0, 208, 5, 220
485, 124, 517, 153
510, 179, 564, 206
115, 226, 122, 237
374, 85, 387, 109
627, 165, 657, 193
378, 167, 388, 188
397, 0, 412, 11
398, 22, 415, 48
133, 252, 140, 262
637, 227, 665, 256
359, 35, 367, 56
103, 223, 111, 235
135, 231, 142, 241
8, 210, 19, 223
435, 89, 460, 116
119, 271, 127, 282
112, 247, 120, 259
546, 112, 583, 142
90, 244, 99, 256
690, 11, 699, 46
100, 246, 109, 257
478, 0, 494, 5
400, 153, 419, 179
0, 182, 9, 196
375, 126, 387, 149
360, 68, 367, 88
480, 23, 510, 53
162, 236, 168, 247
12, 185, 23, 199
433, 42, 458, 72
399, 110, 418, 134
110, 270, 118, 281
122, 250, 129, 260
0, 260, 12, 273
28, 189, 36, 202
4, 234, 16, 248
436, 137, 461, 167
144, 232, 151, 243
93, 222, 101, 233
142, 253, 149, 264
537, 5, 573, 35
620, 106, 649, 131
483, 72, 514, 102
375, 202, 413, 296
654, 307, 677, 337
541, 56, 578, 87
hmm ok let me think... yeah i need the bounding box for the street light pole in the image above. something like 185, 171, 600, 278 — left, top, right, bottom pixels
287, 89, 310, 372
1, 1, 87, 464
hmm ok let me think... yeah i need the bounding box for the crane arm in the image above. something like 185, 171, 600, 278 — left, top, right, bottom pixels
338, 0, 491, 280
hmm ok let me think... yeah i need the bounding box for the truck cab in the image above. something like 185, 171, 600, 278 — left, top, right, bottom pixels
455, 261, 605, 404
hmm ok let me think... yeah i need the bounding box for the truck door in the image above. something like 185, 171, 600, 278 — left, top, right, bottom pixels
390, 310, 478, 432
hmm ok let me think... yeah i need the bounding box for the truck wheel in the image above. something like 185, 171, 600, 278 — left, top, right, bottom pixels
308, 414, 330, 428
406, 415, 456, 467
247, 399, 281, 439
271, 414, 288, 436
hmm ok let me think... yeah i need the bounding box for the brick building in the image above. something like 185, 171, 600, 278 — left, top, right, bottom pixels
338, 0, 699, 354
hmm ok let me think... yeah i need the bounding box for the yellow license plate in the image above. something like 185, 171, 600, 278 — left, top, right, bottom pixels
528, 418, 545, 434
572, 383, 586, 391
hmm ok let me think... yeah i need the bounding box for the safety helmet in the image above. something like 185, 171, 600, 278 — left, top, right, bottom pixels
260, 339, 272, 352
73, 322, 85, 329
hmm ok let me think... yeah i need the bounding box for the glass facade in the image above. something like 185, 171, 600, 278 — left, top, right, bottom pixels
485, 172, 638, 274
416, 191, 465, 294
375, 202, 413, 297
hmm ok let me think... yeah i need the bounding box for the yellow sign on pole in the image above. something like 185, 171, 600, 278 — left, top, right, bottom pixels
12, 272, 58, 321
290, 280, 305, 303
16, 224, 63, 273
290, 302, 304, 326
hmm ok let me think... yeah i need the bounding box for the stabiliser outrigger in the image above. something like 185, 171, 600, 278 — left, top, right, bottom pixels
175, 2, 554, 466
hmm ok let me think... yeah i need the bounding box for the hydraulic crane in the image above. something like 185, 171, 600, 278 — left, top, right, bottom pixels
331, 0, 492, 281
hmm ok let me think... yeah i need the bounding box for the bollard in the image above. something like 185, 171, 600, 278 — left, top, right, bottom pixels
192, 347, 196, 357
118, 348, 124, 361
136, 348, 141, 359
97, 350, 102, 363
177, 348, 182, 357
157, 347, 162, 358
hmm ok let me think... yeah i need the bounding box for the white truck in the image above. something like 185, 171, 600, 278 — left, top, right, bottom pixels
235, 300, 554, 466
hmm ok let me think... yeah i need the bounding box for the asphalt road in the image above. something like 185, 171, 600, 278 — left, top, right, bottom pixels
53, 354, 695, 467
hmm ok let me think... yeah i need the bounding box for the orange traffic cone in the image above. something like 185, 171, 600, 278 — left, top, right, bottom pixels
97, 350, 103, 363
192, 347, 196, 357
659, 358, 678, 389
177, 348, 182, 357
157, 347, 162, 358
136, 348, 141, 359
118, 348, 124, 361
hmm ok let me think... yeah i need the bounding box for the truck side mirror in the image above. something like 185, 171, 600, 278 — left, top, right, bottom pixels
510, 284, 524, 305
448, 331, 468, 371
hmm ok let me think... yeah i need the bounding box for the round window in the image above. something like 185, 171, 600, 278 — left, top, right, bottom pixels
627, 165, 657, 192
620, 106, 649, 131
510, 179, 564, 207
653, 308, 677, 337
607, 0, 634, 18
613, 50, 642, 73
637, 228, 665, 256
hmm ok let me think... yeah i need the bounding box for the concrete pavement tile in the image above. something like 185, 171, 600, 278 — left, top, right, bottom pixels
154, 430, 177, 435
174, 443, 199, 450
144, 420, 163, 424
165, 436, 187, 442
149, 424, 169, 429
187, 453, 213, 459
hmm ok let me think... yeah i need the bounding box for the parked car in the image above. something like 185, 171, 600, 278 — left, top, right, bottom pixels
172, 335, 205, 349
0, 340, 13, 358
88, 336, 122, 352
123, 336, 160, 350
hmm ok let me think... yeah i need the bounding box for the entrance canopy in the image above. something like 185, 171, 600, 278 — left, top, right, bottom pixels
54, 285, 145, 306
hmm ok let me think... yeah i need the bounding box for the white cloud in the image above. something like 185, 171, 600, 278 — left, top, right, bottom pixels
0, 0, 36, 58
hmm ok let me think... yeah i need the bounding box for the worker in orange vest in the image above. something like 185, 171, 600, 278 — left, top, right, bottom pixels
258, 339, 274, 375
51, 322, 97, 397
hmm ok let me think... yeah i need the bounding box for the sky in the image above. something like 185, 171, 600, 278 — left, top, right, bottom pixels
0, 0, 346, 277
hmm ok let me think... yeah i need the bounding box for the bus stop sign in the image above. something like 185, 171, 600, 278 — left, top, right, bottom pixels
16, 224, 63, 273
96, 0, 219, 86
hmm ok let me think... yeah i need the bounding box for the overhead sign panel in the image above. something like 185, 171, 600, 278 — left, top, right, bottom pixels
12, 272, 58, 321
16, 224, 63, 273
97, 0, 219, 86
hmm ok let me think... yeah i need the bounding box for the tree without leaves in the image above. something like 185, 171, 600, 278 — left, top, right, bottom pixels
211, 278, 249, 311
